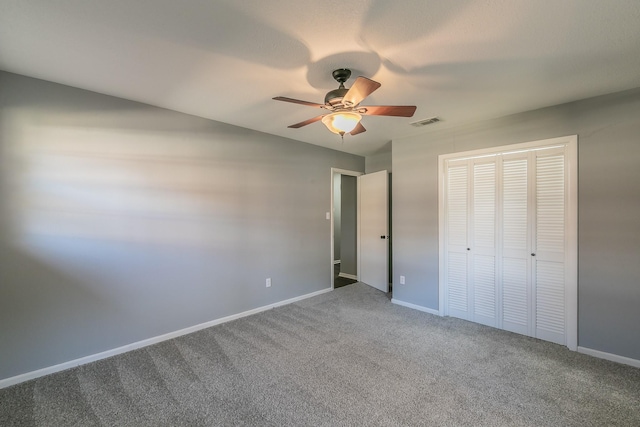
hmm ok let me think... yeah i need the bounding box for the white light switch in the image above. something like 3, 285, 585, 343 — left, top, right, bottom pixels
326, 212, 331, 220
400, 275, 406, 285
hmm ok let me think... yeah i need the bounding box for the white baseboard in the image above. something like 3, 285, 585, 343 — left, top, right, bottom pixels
578, 346, 640, 369
0, 287, 332, 389
391, 298, 442, 316
338, 272, 357, 280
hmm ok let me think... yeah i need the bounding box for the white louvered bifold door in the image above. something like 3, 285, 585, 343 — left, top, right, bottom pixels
445, 161, 470, 319
442, 139, 574, 347
471, 160, 497, 327
501, 154, 531, 336
533, 148, 567, 345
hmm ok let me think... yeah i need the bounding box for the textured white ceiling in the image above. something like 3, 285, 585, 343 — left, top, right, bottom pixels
2, 0, 640, 156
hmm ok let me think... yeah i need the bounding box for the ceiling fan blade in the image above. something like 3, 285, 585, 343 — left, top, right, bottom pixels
287, 115, 325, 128
342, 77, 381, 107
273, 96, 324, 108
361, 105, 417, 117
350, 122, 366, 136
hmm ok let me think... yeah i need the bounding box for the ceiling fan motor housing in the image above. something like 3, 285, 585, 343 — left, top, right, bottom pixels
324, 68, 353, 107
325, 88, 349, 107
324, 69, 353, 107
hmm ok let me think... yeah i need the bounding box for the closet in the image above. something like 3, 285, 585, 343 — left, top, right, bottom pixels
439, 136, 577, 349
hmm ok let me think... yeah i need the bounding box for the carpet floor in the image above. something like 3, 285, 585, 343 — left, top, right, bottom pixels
1, 283, 639, 426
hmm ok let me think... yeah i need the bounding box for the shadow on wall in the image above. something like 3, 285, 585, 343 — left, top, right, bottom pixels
0, 111, 245, 380
4, 110, 271, 248
0, 241, 116, 379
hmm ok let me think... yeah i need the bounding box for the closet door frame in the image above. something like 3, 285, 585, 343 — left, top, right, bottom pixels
438, 135, 577, 351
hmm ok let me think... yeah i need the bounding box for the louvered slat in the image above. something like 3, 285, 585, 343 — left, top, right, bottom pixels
473, 162, 495, 249
536, 262, 565, 335
503, 159, 528, 251
447, 165, 468, 246
474, 255, 495, 318
503, 259, 528, 326
536, 155, 565, 253
448, 253, 468, 311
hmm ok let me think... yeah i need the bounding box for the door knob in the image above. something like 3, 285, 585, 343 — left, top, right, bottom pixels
380, 235, 388, 239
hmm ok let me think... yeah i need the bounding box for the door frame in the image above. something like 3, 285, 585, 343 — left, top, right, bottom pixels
438, 135, 578, 350
330, 168, 363, 289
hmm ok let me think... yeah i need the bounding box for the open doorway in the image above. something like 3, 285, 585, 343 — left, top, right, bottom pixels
332, 170, 359, 289
331, 168, 391, 293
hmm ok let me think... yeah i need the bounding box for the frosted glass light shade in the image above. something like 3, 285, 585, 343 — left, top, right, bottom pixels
322, 112, 362, 135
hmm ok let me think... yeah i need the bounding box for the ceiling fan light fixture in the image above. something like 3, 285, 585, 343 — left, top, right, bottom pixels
322, 112, 362, 135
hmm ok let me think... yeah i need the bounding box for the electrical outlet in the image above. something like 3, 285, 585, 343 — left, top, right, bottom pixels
266, 278, 271, 288
400, 275, 406, 285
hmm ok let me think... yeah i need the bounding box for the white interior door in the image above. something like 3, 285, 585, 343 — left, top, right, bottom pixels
501, 154, 531, 336
471, 159, 498, 327
445, 161, 470, 319
533, 148, 567, 345
359, 170, 389, 292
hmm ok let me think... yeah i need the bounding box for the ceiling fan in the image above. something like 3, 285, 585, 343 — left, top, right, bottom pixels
273, 68, 417, 138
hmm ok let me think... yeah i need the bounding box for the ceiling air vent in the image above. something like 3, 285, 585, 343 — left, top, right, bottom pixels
410, 116, 441, 127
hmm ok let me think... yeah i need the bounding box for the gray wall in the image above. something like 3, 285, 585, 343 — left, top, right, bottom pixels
0, 71, 364, 380
392, 87, 640, 361
365, 151, 392, 173
340, 175, 357, 276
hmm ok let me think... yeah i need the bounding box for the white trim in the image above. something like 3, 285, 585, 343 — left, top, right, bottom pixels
331, 168, 364, 177
578, 346, 640, 369
338, 272, 357, 280
356, 176, 361, 283
0, 287, 332, 389
438, 135, 577, 162
333, 260, 341, 265
438, 151, 446, 316
565, 137, 578, 351
392, 299, 442, 316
